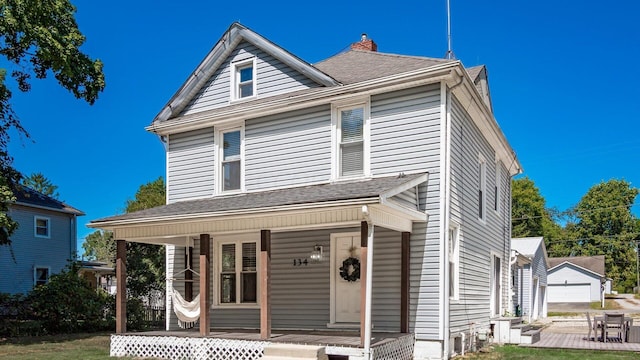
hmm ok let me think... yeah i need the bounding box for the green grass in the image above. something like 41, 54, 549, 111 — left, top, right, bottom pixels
589, 299, 622, 310
0, 333, 115, 360
547, 311, 581, 317
461, 345, 640, 359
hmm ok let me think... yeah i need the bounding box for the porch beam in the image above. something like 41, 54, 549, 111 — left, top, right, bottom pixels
401, 232, 410, 333
360, 221, 368, 347
116, 239, 126, 333
199, 234, 211, 336
260, 230, 272, 339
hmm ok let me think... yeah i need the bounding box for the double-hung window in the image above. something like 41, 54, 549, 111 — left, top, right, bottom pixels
34, 216, 50, 238
217, 127, 244, 193
231, 58, 256, 100
219, 241, 257, 305
34, 267, 49, 286
448, 225, 460, 300
494, 161, 502, 213
478, 155, 487, 221
333, 101, 370, 179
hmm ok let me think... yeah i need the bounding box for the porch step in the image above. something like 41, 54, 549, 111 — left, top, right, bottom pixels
520, 329, 542, 344
262, 343, 328, 360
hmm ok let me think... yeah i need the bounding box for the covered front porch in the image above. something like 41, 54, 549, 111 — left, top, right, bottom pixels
89, 174, 428, 360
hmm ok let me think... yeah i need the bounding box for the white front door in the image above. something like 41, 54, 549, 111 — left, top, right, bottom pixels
331, 233, 361, 324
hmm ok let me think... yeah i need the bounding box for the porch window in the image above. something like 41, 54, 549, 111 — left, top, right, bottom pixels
34, 216, 50, 238
216, 126, 244, 193
219, 241, 257, 304
478, 156, 486, 221
448, 225, 460, 300
332, 101, 370, 179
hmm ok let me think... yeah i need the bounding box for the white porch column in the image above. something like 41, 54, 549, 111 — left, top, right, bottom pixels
360, 220, 375, 358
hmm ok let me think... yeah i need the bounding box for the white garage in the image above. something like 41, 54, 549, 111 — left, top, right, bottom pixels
547, 256, 605, 303
547, 283, 591, 303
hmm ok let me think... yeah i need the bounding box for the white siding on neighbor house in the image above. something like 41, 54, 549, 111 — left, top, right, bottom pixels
521, 265, 533, 317
547, 265, 602, 302
532, 247, 548, 286
180, 41, 320, 116
0, 206, 75, 294
167, 128, 215, 203
448, 96, 511, 336
370, 85, 441, 175
245, 105, 331, 190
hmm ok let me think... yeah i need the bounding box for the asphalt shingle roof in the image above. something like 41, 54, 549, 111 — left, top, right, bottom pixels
92, 173, 426, 224
14, 186, 84, 215
313, 50, 453, 84
548, 255, 605, 277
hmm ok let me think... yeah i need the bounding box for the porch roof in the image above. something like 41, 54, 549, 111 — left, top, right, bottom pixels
89, 173, 427, 244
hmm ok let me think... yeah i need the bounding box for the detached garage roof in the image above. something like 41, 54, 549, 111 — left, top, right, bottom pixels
548, 255, 605, 277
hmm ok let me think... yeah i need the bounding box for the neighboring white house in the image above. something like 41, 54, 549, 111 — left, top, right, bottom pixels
511, 237, 549, 322
90, 22, 521, 360
547, 255, 605, 303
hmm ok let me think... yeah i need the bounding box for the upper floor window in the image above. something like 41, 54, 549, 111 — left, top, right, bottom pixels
332, 101, 370, 179
34, 267, 49, 286
494, 161, 502, 213
478, 155, 486, 221
219, 240, 257, 305
217, 127, 244, 193
34, 216, 50, 238
231, 58, 256, 100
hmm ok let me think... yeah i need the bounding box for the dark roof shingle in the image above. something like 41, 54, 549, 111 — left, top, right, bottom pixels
14, 186, 84, 216
548, 255, 605, 277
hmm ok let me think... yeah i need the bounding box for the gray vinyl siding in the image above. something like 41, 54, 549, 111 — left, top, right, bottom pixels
448, 96, 511, 336
532, 247, 548, 286
521, 265, 532, 317
0, 206, 75, 294
167, 128, 215, 203
181, 41, 319, 116
245, 105, 331, 190
370, 84, 441, 175
166, 245, 186, 331
390, 188, 419, 210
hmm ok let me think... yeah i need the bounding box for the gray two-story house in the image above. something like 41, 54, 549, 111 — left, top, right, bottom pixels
90, 23, 521, 360
0, 186, 83, 294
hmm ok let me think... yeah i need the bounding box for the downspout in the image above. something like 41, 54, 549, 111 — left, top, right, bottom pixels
362, 205, 375, 360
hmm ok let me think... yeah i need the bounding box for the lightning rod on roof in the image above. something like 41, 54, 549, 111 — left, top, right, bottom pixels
444, 0, 456, 60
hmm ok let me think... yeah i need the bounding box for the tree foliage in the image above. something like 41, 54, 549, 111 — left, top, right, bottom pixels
82, 229, 114, 267
21, 172, 59, 198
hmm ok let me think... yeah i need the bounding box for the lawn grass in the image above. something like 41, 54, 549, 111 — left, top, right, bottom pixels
547, 311, 581, 317
461, 345, 640, 359
0, 333, 114, 360
590, 299, 623, 310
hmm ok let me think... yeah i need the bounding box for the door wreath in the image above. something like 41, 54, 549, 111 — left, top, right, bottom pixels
339, 257, 361, 282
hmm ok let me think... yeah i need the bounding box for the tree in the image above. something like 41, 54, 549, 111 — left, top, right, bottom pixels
567, 179, 639, 292
0, 0, 105, 245
83, 177, 166, 298
511, 177, 566, 255
22, 172, 59, 198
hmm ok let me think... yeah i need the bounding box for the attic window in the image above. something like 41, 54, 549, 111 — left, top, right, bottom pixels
231, 58, 256, 100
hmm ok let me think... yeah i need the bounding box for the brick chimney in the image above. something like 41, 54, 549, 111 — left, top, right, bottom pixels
351, 33, 377, 52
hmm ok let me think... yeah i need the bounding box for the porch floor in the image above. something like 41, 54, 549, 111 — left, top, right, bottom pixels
132, 328, 407, 348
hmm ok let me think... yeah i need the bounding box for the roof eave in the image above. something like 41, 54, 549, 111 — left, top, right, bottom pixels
13, 201, 85, 216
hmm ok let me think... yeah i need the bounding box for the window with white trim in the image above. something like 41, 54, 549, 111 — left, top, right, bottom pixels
34, 267, 49, 286
332, 101, 370, 179
478, 156, 487, 221
219, 240, 257, 305
231, 58, 256, 100
448, 225, 460, 300
494, 161, 502, 213
216, 126, 244, 193
34, 216, 50, 238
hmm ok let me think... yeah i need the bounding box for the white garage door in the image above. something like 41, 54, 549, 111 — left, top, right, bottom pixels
548, 283, 591, 303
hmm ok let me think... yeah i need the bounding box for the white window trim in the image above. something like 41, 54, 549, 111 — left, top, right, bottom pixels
448, 223, 460, 301
330, 99, 371, 181
33, 266, 50, 286
213, 233, 260, 309
494, 160, 502, 214
478, 154, 487, 222
34, 216, 51, 239
230, 57, 257, 102
214, 124, 245, 195
490, 251, 503, 317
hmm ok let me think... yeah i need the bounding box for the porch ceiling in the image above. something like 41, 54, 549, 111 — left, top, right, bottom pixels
89, 173, 428, 245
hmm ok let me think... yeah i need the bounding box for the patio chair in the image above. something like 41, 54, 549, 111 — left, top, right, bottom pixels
585, 312, 598, 341
603, 313, 625, 343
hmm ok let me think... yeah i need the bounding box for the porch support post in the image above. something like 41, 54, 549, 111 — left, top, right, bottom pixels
260, 230, 272, 340
360, 221, 375, 349
199, 234, 211, 336
401, 232, 410, 333
115, 239, 126, 334
185, 246, 193, 301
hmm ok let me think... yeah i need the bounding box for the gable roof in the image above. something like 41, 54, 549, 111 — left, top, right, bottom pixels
548, 255, 605, 277
152, 22, 340, 124
90, 173, 426, 227
511, 237, 549, 267
314, 50, 452, 84
13, 186, 84, 216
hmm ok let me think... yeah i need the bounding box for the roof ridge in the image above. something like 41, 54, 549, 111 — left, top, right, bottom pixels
314, 49, 451, 66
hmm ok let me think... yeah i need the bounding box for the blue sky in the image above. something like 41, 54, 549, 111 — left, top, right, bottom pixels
6, 0, 640, 251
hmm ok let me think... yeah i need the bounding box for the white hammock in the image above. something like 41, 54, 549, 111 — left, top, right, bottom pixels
172, 288, 200, 329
